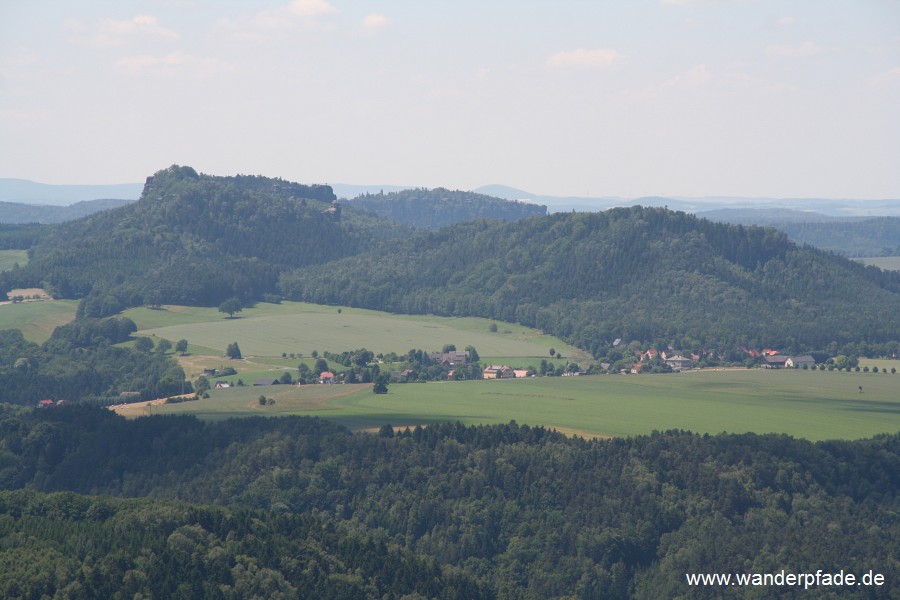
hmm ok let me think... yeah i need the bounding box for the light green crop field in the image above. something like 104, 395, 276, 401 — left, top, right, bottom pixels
0, 250, 28, 272
145, 369, 900, 441
126, 302, 584, 360
856, 256, 900, 271
858, 358, 899, 372
0, 300, 78, 343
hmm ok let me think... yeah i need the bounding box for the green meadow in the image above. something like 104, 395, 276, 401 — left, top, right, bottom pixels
0, 300, 78, 343
0, 249, 28, 272
125, 302, 584, 360
146, 368, 900, 441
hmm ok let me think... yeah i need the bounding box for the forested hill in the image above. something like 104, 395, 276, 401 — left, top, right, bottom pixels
0, 165, 407, 315
347, 187, 547, 229
279, 206, 900, 356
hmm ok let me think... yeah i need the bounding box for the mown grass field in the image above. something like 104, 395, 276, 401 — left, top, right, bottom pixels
0, 299, 78, 343
0, 249, 28, 272
143, 368, 900, 441
125, 302, 585, 360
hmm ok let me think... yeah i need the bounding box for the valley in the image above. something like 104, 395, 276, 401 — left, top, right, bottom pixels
0, 166, 897, 598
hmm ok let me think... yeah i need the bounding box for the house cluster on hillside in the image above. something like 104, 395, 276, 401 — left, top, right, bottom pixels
37, 399, 66, 408
623, 346, 824, 374
482, 365, 531, 379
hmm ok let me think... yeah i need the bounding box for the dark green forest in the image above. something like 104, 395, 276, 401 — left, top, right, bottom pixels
0, 406, 896, 598
280, 207, 900, 357
347, 187, 547, 229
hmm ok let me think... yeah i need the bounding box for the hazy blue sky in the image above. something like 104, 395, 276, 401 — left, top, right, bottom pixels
1, 0, 898, 198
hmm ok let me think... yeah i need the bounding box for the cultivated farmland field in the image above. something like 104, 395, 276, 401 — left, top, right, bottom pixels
126, 302, 584, 360
144, 369, 900, 441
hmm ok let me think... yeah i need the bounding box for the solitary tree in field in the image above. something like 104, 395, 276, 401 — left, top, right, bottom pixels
218, 297, 243, 318
226, 342, 242, 359
176, 339, 188, 355
373, 374, 389, 394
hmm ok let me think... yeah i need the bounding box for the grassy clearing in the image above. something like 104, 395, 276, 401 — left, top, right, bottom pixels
125, 301, 584, 360
855, 256, 900, 271
0, 300, 78, 343
0, 250, 28, 272
129, 383, 371, 420
143, 368, 899, 441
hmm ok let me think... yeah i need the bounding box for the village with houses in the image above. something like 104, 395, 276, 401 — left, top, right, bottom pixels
117, 341, 879, 409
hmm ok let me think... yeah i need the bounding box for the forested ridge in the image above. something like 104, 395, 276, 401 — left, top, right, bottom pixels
0, 406, 896, 598
2, 166, 899, 356
0, 165, 408, 316
347, 187, 547, 229
281, 207, 900, 357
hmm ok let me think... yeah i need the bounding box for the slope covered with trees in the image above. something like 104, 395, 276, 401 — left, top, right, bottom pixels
280, 206, 900, 357
0, 165, 406, 316
348, 187, 547, 229
0, 406, 896, 598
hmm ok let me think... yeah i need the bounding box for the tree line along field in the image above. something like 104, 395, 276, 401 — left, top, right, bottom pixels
143, 368, 900, 441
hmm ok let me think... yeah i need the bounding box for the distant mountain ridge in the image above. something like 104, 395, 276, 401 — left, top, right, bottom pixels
0, 198, 135, 224
347, 187, 547, 229
0, 178, 142, 205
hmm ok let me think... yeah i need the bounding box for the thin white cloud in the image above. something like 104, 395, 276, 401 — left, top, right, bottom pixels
215, 0, 337, 40
660, 0, 711, 6
69, 15, 178, 47
867, 66, 900, 87
287, 0, 337, 18
115, 51, 225, 74
362, 13, 391, 30
776, 16, 796, 28
765, 41, 826, 59
663, 64, 711, 88
547, 48, 621, 68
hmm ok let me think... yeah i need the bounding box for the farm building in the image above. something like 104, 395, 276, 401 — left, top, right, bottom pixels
483, 365, 513, 379
785, 355, 816, 369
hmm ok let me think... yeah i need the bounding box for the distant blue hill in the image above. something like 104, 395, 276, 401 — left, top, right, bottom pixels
0, 178, 143, 206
